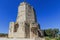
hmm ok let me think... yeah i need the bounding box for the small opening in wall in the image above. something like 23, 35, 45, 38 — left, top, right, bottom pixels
14, 23, 19, 32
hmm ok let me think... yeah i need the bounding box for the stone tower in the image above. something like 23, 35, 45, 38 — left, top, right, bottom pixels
8, 2, 42, 38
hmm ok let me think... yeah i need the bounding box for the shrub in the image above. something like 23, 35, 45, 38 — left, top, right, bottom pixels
45, 37, 50, 40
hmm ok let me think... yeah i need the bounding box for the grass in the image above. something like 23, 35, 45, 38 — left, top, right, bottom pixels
45, 37, 60, 40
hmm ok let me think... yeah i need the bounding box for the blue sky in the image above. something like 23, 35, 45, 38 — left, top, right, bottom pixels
0, 0, 60, 33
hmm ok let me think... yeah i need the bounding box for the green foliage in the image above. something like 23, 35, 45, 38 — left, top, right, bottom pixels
0, 33, 8, 37
44, 29, 59, 37
55, 37, 60, 40
45, 29, 52, 37
45, 37, 50, 40
45, 37, 60, 40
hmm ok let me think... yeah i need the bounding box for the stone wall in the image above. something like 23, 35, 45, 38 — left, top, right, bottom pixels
0, 38, 45, 40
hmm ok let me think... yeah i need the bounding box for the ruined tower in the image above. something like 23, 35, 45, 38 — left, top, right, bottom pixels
8, 2, 42, 38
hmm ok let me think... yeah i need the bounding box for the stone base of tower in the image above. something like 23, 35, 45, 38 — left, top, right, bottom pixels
0, 37, 45, 40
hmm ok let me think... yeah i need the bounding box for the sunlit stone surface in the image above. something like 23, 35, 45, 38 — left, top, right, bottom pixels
0, 38, 45, 40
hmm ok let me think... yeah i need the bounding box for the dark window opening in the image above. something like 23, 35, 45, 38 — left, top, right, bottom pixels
14, 23, 19, 32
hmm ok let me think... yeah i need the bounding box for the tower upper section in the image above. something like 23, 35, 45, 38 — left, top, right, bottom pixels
16, 2, 36, 23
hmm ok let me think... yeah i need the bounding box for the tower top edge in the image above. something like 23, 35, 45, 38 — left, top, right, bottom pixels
19, 2, 31, 6
20, 2, 27, 4
19, 2, 33, 8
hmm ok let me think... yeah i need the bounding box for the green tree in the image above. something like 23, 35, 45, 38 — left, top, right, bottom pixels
45, 29, 52, 37
44, 29, 59, 38
52, 29, 59, 37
